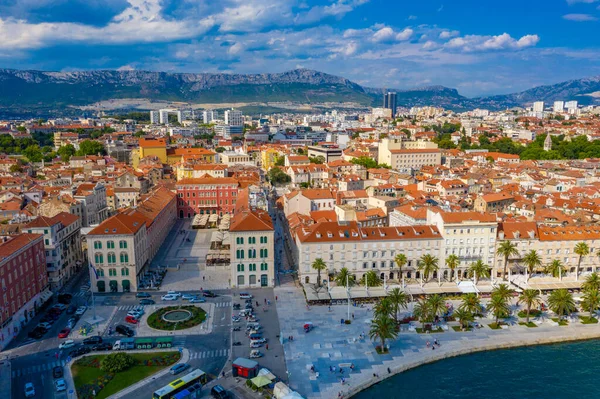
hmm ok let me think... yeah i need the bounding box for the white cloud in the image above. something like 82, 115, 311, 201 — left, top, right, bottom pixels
372, 27, 395, 42
342, 42, 358, 55
445, 33, 540, 52
439, 30, 459, 39
566, 0, 598, 5
422, 40, 438, 50
228, 42, 244, 55
117, 64, 135, 71
395, 28, 414, 41
562, 13, 598, 21
407, 15, 417, 20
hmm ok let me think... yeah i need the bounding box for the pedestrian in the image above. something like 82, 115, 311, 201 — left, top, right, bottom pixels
352, 313, 354, 320
276, 296, 278, 301
330, 366, 333, 372
267, 300, 271, 305
264, 298, 267, 304
266, 344, 269, 350
387, 367, 391, 374
426, 341, 430, 348
432, 346, 435, 351
203, 276, 205, 281
256, 301, 259, 307
333, 366, 336, 372
340, 368, 344, 374
328, 306, 331, 312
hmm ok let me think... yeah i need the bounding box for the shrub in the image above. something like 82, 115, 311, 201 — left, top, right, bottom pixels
100, 352, 136, 373
344, 319, 351, 324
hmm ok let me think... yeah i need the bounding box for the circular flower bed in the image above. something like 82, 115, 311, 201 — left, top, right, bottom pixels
147, 305, 206, 330
162, 309, 192, 323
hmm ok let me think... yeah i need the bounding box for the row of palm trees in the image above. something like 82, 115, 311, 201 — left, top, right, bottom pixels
368, 288, 408, 351
310, 240, 596, 287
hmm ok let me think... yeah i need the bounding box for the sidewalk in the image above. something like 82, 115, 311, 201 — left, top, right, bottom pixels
0, 358, 10, 398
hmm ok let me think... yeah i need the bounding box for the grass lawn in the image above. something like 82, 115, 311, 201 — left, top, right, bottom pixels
451, 326, 472, 332
517, 310, 542, 318
551, 317, 569, 326
416, 327, 444, 333
487, 322, 506, 330
518, 322, 538, 328
147, 305, 206, 330
579, 316, 599, 324
72, 352, 180, 399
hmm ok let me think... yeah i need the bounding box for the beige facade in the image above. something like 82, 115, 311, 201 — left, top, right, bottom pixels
378, 137, 441, 170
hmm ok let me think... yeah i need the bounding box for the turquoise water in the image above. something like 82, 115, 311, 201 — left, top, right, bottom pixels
354, 340, 600, 399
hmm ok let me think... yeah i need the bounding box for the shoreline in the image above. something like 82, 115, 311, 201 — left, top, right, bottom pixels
344, 328, 600, 398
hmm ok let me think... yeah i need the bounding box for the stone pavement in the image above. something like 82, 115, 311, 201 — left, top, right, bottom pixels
70, 305, 117, 339
275, 285, 600, 399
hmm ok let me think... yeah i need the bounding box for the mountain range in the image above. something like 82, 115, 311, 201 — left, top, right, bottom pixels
0, 68, 599, 117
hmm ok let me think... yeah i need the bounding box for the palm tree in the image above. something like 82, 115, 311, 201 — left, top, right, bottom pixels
335, 267, 355, 288
492, 283, 514, 302
311, 258, 327, 287
362, 270, 382, 287
574, 242, 590, 281
467, 260, 491, 285
497, 241, 519, 281
487, 294, 510, 325
387, 288, 409, 324
453, 308, 474, 331
426, 294, 447, 320
413, 299, 429, 329
522, 250, 542, 279
374, 297, 393, 319
547, 289, 577, 320
582, 288, 600, 319
418, 254, 439, 283
394, 253, 407, 281
518, 289, 541, 323
445, 254, 460, 282
369, 314, 398, 352
545, 259, 566, 280
582, 272, 600, 292
459, 293, 481, 316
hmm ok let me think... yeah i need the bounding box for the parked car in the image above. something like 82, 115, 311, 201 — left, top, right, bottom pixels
83, 336, 103, 345
136, 292, 151, 298
250, 341, 263, 348
239, 293, 253, 299
75, 306, 87, 316
40, 315, 56, 324
211, 385, 229, 399
203, 291, 217, 297
69, 346, 91, 358
58, 328, 71, 339
57, 293, 72, 304
167, 291, 182, 297
250, 337, 267, 344
37, 322, 52, 330
67, 320, 76, 329
92, 342, 113, 351
249, 350, 262, 358
55, 378, 67, 392
139, 299, 155, 305
161, 294, 178, 301
59, 340, 75, 349
66, 305, 77, 315
28, 328, 45, 339
52, 366, 63, 379
116, 324, 134, 337
249, 332, 263, 340
181, 294, 196, 300
169, 363, 190, 375
52, 303, 67, 311
24, 382, 35, 398
189, 297, 206, 303
125, 315, 139, 324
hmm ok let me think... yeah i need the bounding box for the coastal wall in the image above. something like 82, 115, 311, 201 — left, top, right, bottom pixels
346, 327, 600, 398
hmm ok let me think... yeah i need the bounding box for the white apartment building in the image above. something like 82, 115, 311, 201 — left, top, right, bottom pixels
229, 209, 275, 288
295, 221, 443, 284
553, 101, 564, 113
150, 111, 160, 124
224, 109, 243, 126
219, 152, 254, 166
66, 182, 108, 227
532, 101, 545, 113
378, 137, 441, 171
283, 189, 336, 217
203, 110, 218, 124
427, 209, 498, 279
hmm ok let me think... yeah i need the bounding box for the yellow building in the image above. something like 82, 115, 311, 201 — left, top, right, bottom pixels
261, 148, 281, 171
166, 148, 216, 165
132, 138, 167, 168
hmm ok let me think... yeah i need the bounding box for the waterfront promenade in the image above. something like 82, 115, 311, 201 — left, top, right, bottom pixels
275, 285, 600, 399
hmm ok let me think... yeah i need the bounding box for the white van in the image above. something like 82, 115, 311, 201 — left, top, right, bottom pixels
239, 293, 253, 299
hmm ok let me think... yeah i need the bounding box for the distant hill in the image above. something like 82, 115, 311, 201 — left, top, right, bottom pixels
0, 68, 599, 117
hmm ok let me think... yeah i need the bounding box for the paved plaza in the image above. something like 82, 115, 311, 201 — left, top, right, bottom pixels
275, 285, 600, 399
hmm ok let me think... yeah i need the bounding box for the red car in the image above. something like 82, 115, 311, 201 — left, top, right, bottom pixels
125, 315, 138, 324
58, 328, 71, 338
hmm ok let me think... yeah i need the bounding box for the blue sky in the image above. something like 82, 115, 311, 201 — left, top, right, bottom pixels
0, 0, 599, 97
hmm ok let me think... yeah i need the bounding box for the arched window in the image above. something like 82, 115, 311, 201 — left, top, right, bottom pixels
107, 252, 116, 264
120, 253, 129, 263
119, 241, 127, 249
121, 268, 129, 276
94, 253, 103, 264
107, 241, 115, 249
109, 268, 117, 277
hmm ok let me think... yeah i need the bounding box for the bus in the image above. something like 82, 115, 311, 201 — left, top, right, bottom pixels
171, 383, 202, 399
152, 369, 207, 399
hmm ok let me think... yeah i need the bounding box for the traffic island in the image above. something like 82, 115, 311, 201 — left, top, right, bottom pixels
72, 351, 180, 399
147, 305, 206, 331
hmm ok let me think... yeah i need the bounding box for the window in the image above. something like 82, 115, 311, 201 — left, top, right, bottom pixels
236, 249, 245, 259
237, 264, 245, 272
94, 241, 102, 250
107, 241, 115, 249
45, 239, 49, 245
107, 252, 116, 264
249, 264, 256, 272
94, 253, 103, 264
109, 268, 117, 277
260, 249, 268, 258
363, 262, 368, 269
261, 263, 268, 271
249, 237, 256, 244
236, 237, 244, 245
249, 249, 256, 258
120, 253, 129, 263
121, 268, 129, 276
97, 268, 104, 277
260, 236, 268, 244
119, 241, 127, 249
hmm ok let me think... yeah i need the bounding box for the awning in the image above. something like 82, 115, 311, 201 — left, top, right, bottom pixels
97, 281, 106, 292
109, 280, 118, 289
122, 280, 131, 291
251, 375, 272, 388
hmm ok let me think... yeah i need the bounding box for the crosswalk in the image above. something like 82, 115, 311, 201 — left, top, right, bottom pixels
214, 302, 231, 308
12, 360, 67, 378
117, 305, 147, 311
116, 301, 230, 311
73, 291, 88, 298
188, 349, 230, 359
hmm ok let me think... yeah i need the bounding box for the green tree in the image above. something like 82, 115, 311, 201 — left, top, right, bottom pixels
369, 314, 398, 352
374, 298, 393, 319
100, 352, 135, 373
445, 254, 459, 282
57, 144, 76, 162
413, 299, 429, 329
453, 308, 474, 331
582, 272, 600, 292
492, 283, 514, 303
267, 168, 291, 185
134, 130, 145, 137
308, 156, 325, 164
23, 145, 43, 162
394, 253, 407, 280
582, 288, 600, 319
387, 288, 409, 324
522, 250, 542, 278
350, 156, 378, 169
497, 241, 519, 281
311, 258, 327, 287
467, 260, 490, 284
574, 242, 590, 281
215, 147, 226, 153
76, 140, 105, 156
547, 289, 577, 320
518, 289, 541, 323
426, 294, 447, 320
274, 155, 285, 166
459, 293, 481, 316
487, 294, 510, 325
9, 164, 22, 173
361, 270, 382, 287
545, 259, 566, 279
335, 267, 355, 288
417, 254, 439, 283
